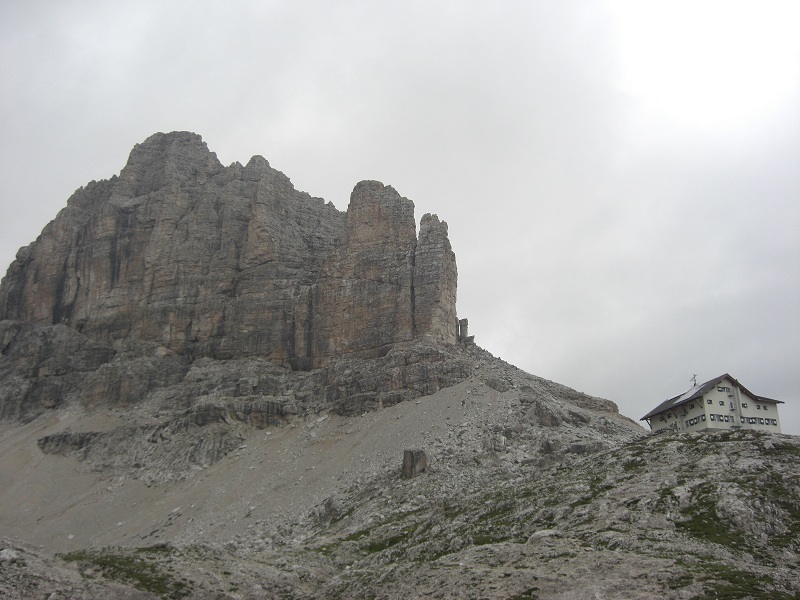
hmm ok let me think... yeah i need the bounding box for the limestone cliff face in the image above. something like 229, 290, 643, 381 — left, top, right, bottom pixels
0, 132, 458, 371
414, 213, 458, 346
314, 182, 413, 366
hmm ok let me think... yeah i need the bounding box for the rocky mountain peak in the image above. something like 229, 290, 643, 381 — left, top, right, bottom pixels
244, 154, 270, 169
0, 132, 462, 419
118, 131, 223, 196
344, 181, 416, 247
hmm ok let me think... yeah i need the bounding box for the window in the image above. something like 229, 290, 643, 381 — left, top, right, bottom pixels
757, 405, 761, 410
719, 400, 725, 406
701, 415, 706, 421
689, 404, 695, 409
741, 417, 746, 423
742, 403, 747, 408
710, 414, 716, 421
763, 405, 768, 411
729, 402, 734, 409
772, 419, 777, 426
759, 418, 764, 425
724, 415, 729, 422
707, 399, 712, 405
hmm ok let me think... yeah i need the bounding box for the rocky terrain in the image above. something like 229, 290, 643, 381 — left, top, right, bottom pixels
0, 132, 797, 599
2, 413, 798, 599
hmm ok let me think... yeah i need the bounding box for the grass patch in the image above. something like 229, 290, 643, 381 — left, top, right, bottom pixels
365, 532, 407, 553
654, 487, 676, 511
667, 572, 694, 590
59, 548, 191, 598
313, 543, 339, 555
675, 487, 747, 548
442, 504, 467, 519
755, 471, 800, 549
694, 562, 793, 600
763, 442, 800, 457
568, 479, 614, 510
329, 506, 356, 524
480, 498, 516, 521
623, 458, 646, 472
473, 534, 500, 546
342, 529, 370, 542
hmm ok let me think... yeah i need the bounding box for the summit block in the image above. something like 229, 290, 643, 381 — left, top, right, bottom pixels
0, 132, 459, 369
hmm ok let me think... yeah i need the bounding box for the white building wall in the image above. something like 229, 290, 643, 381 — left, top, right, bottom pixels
649, 376, 782, 434
700, 377, 739, 430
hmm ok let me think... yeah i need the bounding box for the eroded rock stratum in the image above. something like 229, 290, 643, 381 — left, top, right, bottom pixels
0, 132, 462, 420
1, 131, 457, 364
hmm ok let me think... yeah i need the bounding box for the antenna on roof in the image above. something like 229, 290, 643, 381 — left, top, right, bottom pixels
690, 373, 698, 387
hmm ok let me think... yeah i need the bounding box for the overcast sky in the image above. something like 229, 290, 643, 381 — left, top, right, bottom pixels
1, 1, 798, 435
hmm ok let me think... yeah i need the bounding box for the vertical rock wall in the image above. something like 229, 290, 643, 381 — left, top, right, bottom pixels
0, 132, 459, 370
414, 213, 458, 346
313, 181, 418, 367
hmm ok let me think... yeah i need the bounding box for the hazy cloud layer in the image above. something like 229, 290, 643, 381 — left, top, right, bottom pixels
2, 0, 798, 433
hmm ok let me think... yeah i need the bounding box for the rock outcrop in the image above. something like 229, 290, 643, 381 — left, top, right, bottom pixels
3, 427, 798, 599
0, 132, 460, 420
312, 181, 456, 367
0, 132, 456, 368
401, 449, 428, 478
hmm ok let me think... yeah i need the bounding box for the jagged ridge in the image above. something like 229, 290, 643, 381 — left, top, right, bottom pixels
0, 132, 461, 421
0, 132, 457, 365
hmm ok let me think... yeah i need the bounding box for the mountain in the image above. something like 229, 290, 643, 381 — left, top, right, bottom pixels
0, 132, 460, 419
0, 133, 797, 599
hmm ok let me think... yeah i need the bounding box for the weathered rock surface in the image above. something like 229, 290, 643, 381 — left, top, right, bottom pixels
0, 133, 456, 368
401, 449, 428, 478
2, 428, 798, 599
0, 132, 461, 422
4, 132, 783, 599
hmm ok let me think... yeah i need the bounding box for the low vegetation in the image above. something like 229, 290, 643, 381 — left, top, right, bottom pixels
58, 547, 191, 599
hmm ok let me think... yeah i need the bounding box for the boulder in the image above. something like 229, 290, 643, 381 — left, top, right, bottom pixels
402, 449, 428, 478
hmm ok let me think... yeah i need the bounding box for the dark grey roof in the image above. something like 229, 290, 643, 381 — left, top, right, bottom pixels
640, 373, 783, 421
641, 374, 727, 421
